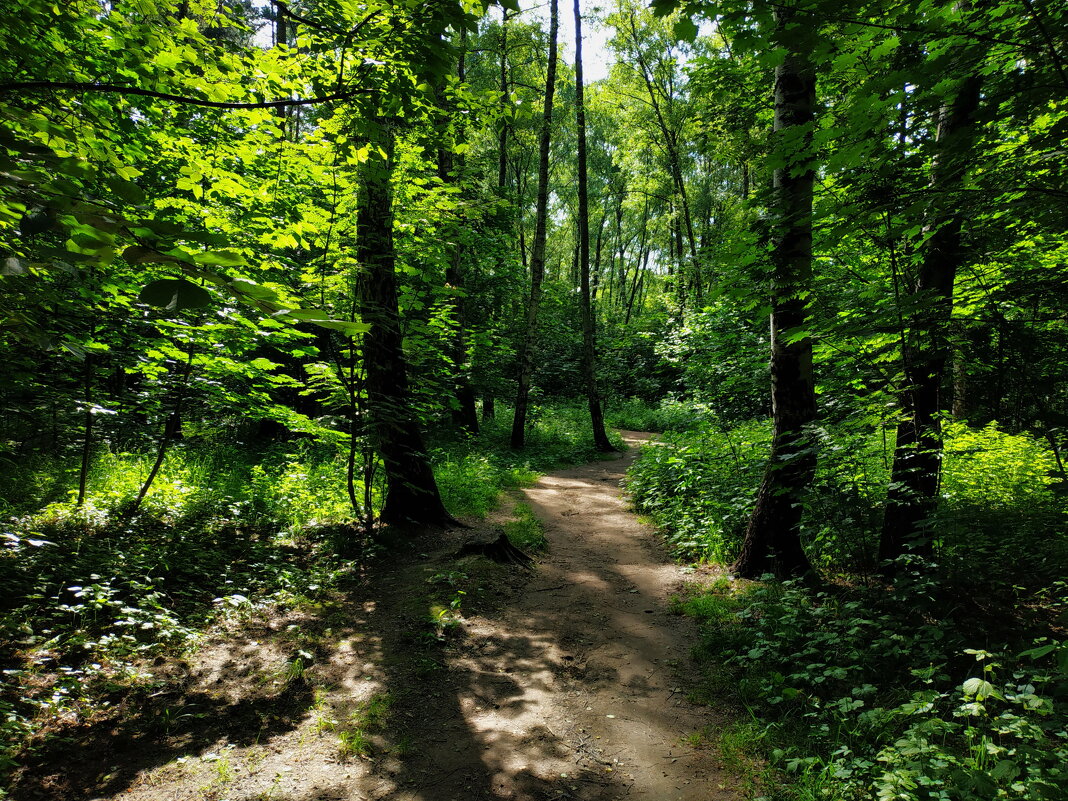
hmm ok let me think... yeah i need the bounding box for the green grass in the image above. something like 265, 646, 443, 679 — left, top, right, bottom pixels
604, 396, 713, 433
504, 502, 547, 551
337, 693, 394, 758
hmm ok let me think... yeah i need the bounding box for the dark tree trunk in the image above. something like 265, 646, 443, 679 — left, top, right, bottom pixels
439, 32, 478, 435
511, 0, 558, 449
880, 71, 983, 563
76, 356, 94, 507
732, 3, 818, 580
574, 0, 614, 452
358, 118, 453, 526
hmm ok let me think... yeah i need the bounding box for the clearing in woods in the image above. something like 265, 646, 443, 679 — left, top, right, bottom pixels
14, 432, 738, 801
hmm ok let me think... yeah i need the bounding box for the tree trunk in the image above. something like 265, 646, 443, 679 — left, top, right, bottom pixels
511, 0, 558, 449
574, 0, 614, 452
439, 31, 478, 435
732, 3, 818, 580
880, 69, 983, 563
358, 117, 453, 526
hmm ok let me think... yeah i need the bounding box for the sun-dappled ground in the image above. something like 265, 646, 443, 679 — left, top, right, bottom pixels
8, 432, 738, 801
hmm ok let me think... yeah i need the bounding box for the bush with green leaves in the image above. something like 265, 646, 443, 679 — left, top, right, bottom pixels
935, 421, 1067, 586
624, 419, 771, 561
605, 396, 716, 433
627, 417, 1067, 574
681, 569, 1068, 801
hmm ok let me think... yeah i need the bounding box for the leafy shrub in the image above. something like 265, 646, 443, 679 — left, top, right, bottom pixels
936, 421, 1067, 586
626, 418, 1067, 575
683, 570, 1068, 801
624, 420, 771, 561
605, 396, 715, 433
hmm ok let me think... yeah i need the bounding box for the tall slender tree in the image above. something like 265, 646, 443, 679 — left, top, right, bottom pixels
357, 114, 454, 526
880, 55, 983, 562
511, 0, 559, 449
574, 0, 615, 452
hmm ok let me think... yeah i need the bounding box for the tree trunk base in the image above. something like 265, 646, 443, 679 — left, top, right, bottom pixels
456, 532, 534, 569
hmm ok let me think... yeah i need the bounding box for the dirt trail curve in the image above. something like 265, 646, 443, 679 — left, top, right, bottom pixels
21, 432, 737, 801
393, 430, 737, 801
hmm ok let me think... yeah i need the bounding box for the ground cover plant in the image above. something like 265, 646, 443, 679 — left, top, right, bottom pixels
0, 402, 604, 789
625, 402, 1068, 799
674, 574, 1068, 801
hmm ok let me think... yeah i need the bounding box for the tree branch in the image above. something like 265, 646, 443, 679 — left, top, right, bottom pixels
0, 81, 370, 109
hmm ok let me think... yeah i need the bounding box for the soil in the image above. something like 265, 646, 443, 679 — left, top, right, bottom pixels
11, 431, 738, 801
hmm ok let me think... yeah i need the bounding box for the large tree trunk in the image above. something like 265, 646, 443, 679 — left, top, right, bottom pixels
732, 3, 818, 580
880, 70, 983, 563
510, 0, 558, 449
358, 118, 453, 526
573, 0, 614, 452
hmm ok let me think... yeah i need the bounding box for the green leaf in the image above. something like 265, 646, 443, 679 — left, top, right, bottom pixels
961, 678, 998, 700
123, 246, 178, 265
651, 0, 681, 17
273, 308, 371, 335
138, 279, 212, 310
673, 17, 699, 43
230, 278, 278, 300
192, 250, 246, 267
106, 176, 147, 205
309, 319, 372, 335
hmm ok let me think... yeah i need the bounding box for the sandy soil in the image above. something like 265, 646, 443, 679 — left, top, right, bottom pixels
11, 431, 737, 801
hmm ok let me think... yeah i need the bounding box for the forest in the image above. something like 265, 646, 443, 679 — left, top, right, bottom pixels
0, 0, 1066, 799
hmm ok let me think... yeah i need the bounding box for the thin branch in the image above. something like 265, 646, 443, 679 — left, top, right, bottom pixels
0, 81, 371, 108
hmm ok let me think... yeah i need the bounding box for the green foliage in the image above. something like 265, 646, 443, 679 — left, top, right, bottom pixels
0, 443, 361, 777
627, 417, 1068, 576
336, 693, 394, 759
682, 573, 1068, 801
935, 421, 1067, 586
605, 396, 714, 433
624, 419, 771, 561
503, 502, 547, 551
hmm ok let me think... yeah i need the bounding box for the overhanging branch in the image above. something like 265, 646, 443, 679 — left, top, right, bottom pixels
0, 81, 371, 109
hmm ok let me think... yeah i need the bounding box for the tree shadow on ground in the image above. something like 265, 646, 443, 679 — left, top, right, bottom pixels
10, 672, 315, 801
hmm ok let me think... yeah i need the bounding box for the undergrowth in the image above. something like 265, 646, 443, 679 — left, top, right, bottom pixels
605, 395, 714, 433
0, 402, 606, 789
625, 416, 1068, 581
676, 569, 1068, 801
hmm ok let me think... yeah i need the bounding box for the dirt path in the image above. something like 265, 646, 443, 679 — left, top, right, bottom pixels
407, 429, 737, 801
14, 432, 736, 801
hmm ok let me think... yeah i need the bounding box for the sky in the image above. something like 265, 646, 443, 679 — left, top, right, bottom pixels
516, 1, 616, 84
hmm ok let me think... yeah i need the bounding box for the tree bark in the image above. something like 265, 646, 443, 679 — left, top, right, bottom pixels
511, 0, 558, 449
880, 69, 983, 563
358, 117, 453, 526
574, 0, 614, 452
732, 3, 818, 580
